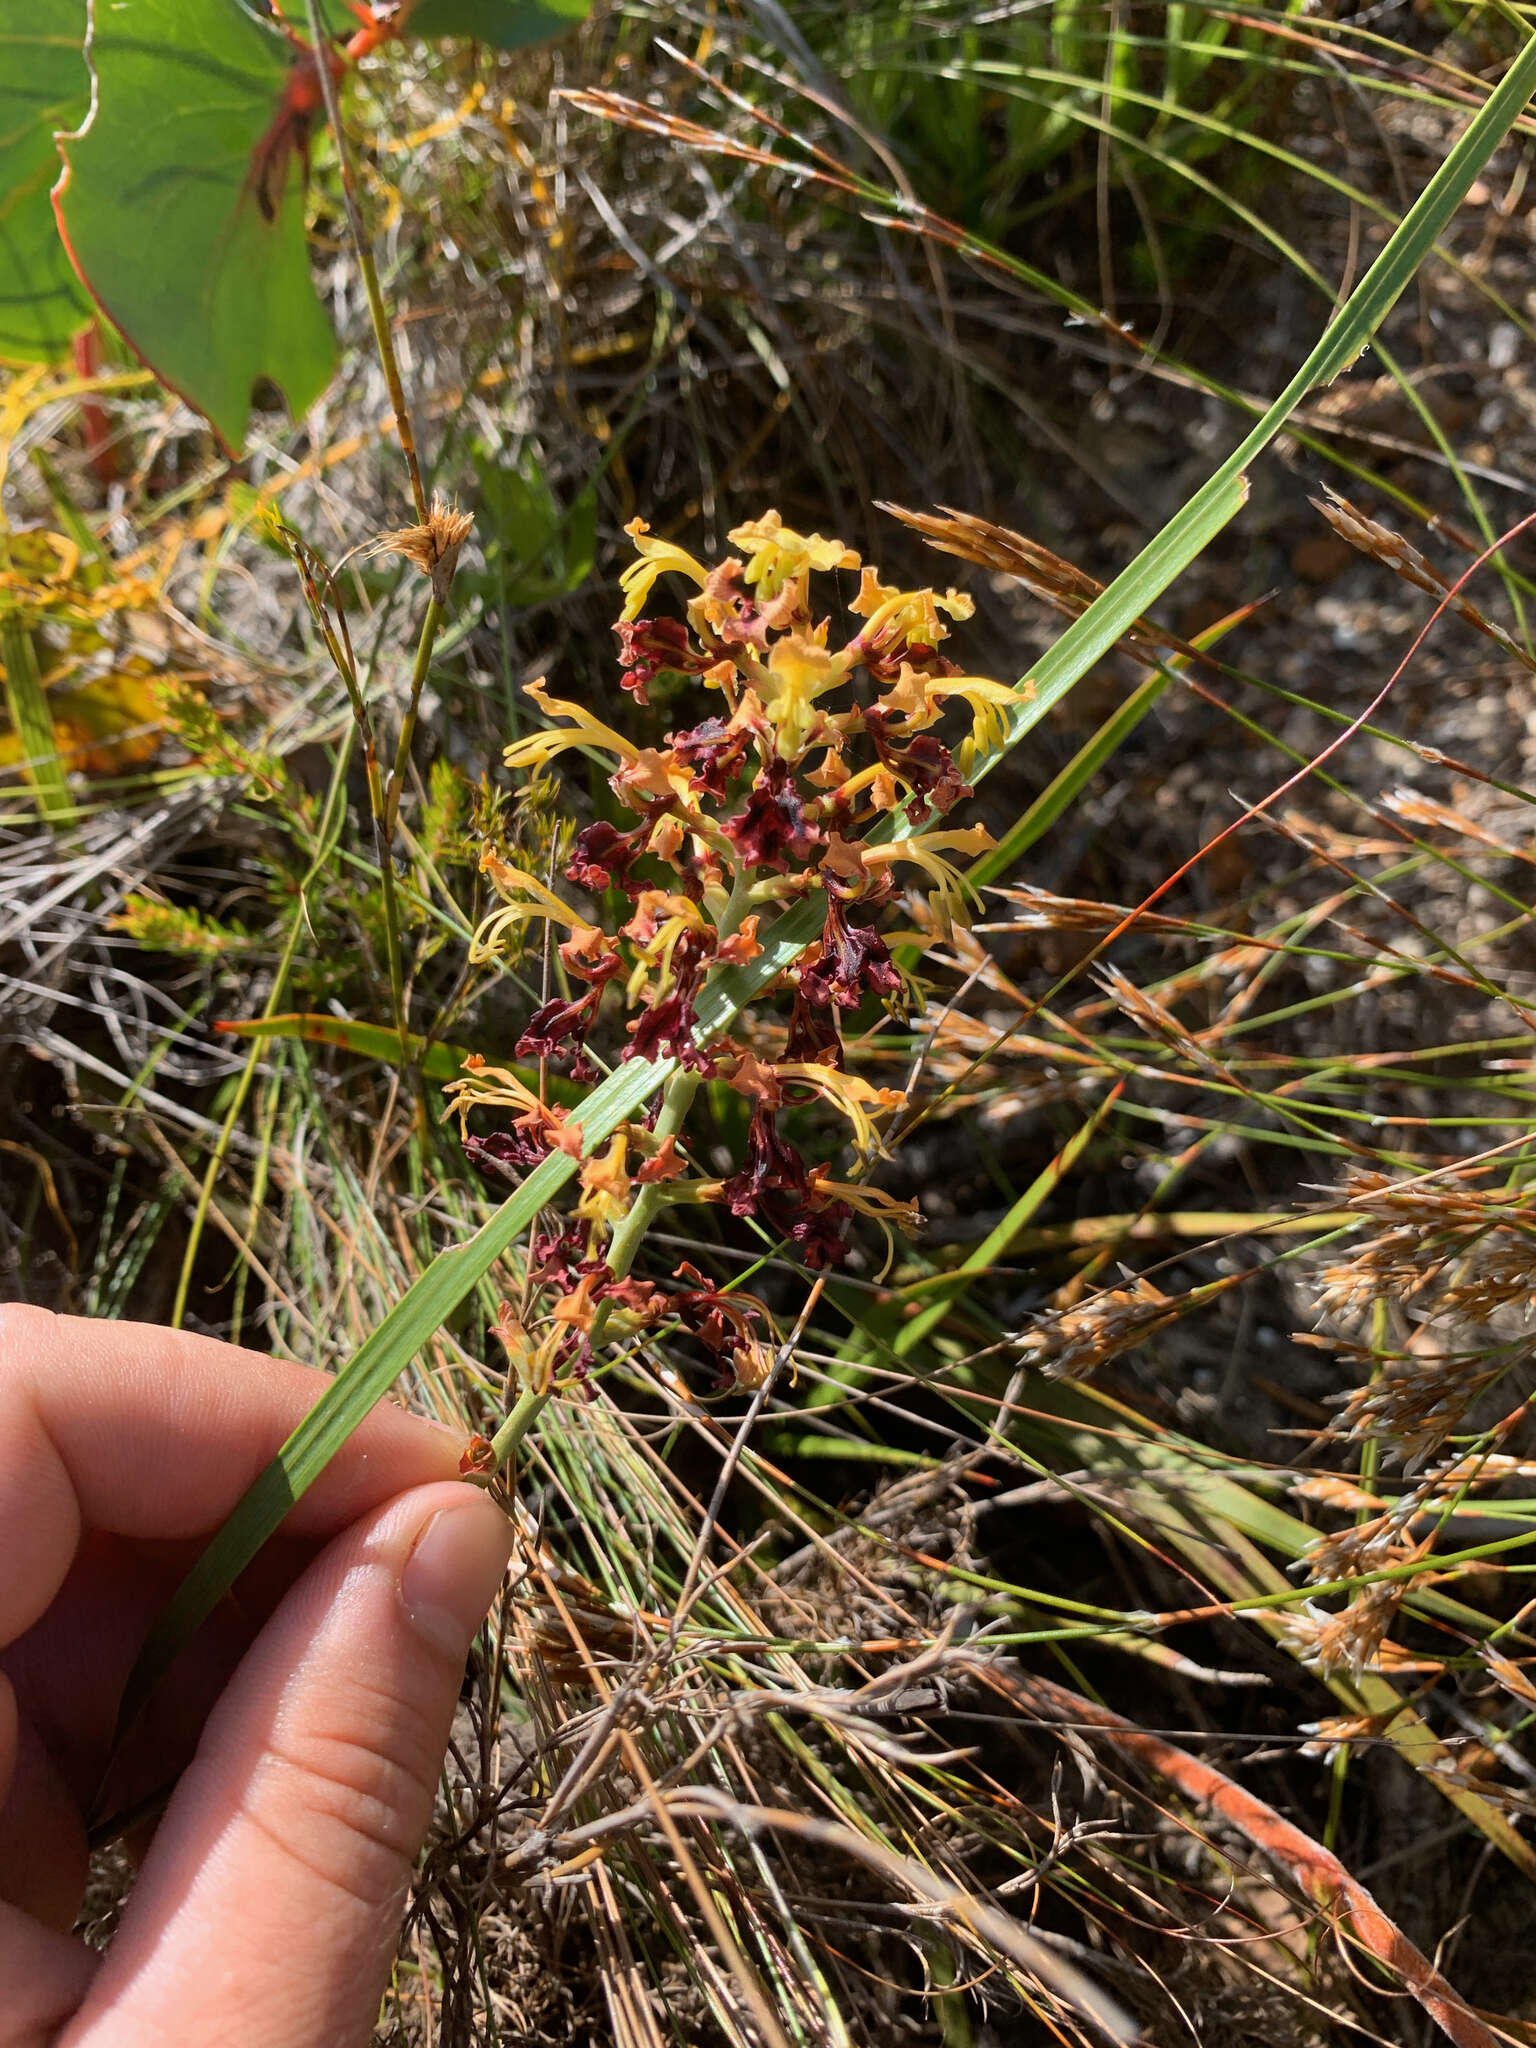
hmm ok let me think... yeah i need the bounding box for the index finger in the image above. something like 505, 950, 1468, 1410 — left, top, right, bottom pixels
0, 1306, 466, 1648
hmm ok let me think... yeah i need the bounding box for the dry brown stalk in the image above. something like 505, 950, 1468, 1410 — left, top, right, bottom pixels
969, 1662, 1501, 2048
1014, 1267, 1253, 1382
880, 501, 1193, 665
1313, 488, 1536, 674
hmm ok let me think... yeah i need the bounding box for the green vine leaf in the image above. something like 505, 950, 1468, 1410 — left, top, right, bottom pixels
405, 0, 593, 47
55, 0, 337, 452
0, 0, 91, 362
310, 0, 592, 48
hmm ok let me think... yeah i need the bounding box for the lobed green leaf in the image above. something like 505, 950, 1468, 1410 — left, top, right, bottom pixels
0, 0, 90, 362
56, 0, 337, 451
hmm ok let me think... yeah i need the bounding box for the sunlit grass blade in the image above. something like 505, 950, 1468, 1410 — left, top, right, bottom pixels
217, 1011, 485, 1085
116, 1047, 670, 1732
1, 613, 74, 826
893, 1083, 1126, 1357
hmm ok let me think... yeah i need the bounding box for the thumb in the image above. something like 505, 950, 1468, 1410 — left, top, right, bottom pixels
66, 1483, 512, 2048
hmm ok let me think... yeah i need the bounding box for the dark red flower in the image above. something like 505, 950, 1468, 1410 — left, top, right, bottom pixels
515, 988, 600, 1081
559, 926, 624, 984
701, 558, 769, 651
786, 1201, 854, 1270
720, 1104, 807, 1216
626, 990, 706, 1069
566, 819, 650, 895
861, 707, 971, 821
464, 1127, 547, 1179
614, 615, 712, 706
852, 627, 962, 684
529, 1223, 609, 1290
668, 1261, 751, 1325
798, 896, 902, 1011
784, 991, 845, 1067
670, 714, 755, 799
719, 1106, 853, 1267
724, 759, 817, 872
662, 1261, 769, 1386
624, 927, 714, 1071
598, 1274, 668, 1319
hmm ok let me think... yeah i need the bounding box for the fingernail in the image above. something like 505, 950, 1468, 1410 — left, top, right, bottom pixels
400, 1498, 512, 1659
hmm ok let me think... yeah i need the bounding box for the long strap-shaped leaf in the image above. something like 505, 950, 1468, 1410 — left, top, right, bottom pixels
122, 26, 1536, 1730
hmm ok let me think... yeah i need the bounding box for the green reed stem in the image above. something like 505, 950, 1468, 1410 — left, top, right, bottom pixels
384, 594, 442, 837
303, 0, 427, 526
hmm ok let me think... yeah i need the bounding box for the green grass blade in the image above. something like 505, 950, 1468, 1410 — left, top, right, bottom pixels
1, 614, 74, 826
125, 1168, 566, 1712
893, 1083, 1125, 1356
217, 1012, 502, 1087
959, 21, 1536, 804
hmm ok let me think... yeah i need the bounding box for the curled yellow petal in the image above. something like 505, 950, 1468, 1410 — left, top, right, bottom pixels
502, 679, 638, 773
619, 517, 710, 623
775, 1061, 906, 1161
469, 852, 594, 964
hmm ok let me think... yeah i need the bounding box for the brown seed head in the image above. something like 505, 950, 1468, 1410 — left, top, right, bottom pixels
366, 491, 475, 603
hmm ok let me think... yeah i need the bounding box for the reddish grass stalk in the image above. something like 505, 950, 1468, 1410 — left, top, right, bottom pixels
70, 324, 118, 484
968, 1662, 1499, 2048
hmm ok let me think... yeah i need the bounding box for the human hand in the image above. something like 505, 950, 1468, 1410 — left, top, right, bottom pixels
0, 1306, 513, 2048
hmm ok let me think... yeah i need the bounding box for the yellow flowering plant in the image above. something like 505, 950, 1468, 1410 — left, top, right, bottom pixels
450, 511, 1000, 1409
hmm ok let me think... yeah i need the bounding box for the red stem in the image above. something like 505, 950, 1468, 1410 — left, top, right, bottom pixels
969, 1661, 1500, 2048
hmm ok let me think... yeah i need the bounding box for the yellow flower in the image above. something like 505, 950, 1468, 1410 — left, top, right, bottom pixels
849, 569, 973, 656
760, 630, 852, 760
728, 510, 859, 599
469, 851, 593, 964
872, 668, 1018, 768
872, 663, 942, 730
502, 678, 638, 774
444, 1056, 585, 1156
619, 517, 710, 622
824, 824, 996, 936
807, 1171, 919, 1231
807, 1171, 917, 1279
575, 1132, 632, 1234
774, 1061, 907, 1161
622, 890, 709, 1003
927, 675, 1023, 772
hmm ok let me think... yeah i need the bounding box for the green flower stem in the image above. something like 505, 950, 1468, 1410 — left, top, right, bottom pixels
483, 864, 732, 1480
383, 594, 442, 838
484, 1382, 548, 1475
302, 0, 427, 526
486, 1068, 704, 1479
593, 1085, 701, 1315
